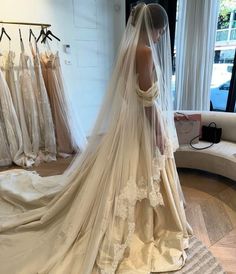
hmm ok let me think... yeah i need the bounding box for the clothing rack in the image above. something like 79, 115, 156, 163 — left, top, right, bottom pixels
0, 21, 51, 28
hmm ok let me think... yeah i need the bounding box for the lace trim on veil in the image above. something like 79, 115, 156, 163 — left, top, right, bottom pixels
97, 77, 175, 273
99, 150, 166, 274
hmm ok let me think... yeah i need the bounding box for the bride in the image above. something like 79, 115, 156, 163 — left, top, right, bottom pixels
0, 3, 193, 274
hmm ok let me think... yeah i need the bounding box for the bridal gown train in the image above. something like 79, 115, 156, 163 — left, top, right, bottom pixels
0, 79, 193, 274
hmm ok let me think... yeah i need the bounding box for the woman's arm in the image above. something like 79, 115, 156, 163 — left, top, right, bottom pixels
136, 46, 153, 91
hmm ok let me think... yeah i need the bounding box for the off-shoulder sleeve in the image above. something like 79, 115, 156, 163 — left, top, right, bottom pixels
136, 82, 159, 106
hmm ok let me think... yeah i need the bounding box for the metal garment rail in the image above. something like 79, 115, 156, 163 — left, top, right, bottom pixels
0, 21, 51, 28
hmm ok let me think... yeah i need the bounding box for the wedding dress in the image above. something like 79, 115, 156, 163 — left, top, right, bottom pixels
0, 123, 11, 167
4, 50, 35, 167
0, 52, 12, 167
0, 4, 193, 274
30, 41, 57, 162
18, 40, 40, 157
0, 53, 27, 167
40, 51, 77, 156
52, 52, 87, 153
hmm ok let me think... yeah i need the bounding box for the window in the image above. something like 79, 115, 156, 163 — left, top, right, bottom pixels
211, 0, 236, 112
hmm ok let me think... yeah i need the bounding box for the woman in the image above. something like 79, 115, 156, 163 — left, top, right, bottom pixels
0, 3, 193, 274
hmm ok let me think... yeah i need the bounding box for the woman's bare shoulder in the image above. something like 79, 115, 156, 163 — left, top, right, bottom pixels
136, 46, 152, 62
136, 46, 153, 91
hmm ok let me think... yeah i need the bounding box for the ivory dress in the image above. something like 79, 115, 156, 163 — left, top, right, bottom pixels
0, 122, 11, 167
18, 42, 40, 157
30, 42, 57, 162
0, 53, 26, 167
5, 51, 35, 167
0, 80, 192, 274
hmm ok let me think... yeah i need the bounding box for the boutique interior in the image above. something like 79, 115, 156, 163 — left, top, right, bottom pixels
0, 0, 235, 273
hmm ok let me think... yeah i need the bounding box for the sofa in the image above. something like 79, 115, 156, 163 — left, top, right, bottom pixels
174, 111, 236, 182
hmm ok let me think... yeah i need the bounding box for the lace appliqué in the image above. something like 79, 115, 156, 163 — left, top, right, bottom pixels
150, 152, 165, 207
100, 222, 135, 274
99, 155, 166, 274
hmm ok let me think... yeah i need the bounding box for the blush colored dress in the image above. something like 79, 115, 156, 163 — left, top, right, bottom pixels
40, 52, 76, 156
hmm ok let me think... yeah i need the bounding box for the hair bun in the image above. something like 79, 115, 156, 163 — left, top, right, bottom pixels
131, 2, 146, 27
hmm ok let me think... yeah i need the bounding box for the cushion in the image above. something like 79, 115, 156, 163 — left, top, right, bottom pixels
175, 141, 236, 181
177, 140, 236, 163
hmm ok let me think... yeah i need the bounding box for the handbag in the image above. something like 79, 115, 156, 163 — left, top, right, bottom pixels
190, 122, 222, 150
174, 112, 201, 145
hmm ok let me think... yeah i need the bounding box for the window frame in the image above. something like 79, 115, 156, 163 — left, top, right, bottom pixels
226, 49, 236, 112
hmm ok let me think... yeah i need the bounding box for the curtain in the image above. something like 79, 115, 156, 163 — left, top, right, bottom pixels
175, 0, 219, 110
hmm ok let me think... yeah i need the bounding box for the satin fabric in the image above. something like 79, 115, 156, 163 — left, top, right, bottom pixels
0, 81, 193, 274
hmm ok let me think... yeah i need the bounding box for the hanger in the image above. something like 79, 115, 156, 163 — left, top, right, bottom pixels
29, 28, 37, 42
36, 26, 52, 43
19, 28, 23, 42
18, 28, 26, 53
0, 27, 11, 42
41, 29, 60, 43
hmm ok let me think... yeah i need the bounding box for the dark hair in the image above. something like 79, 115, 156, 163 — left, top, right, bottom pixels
131, 2, 168, 31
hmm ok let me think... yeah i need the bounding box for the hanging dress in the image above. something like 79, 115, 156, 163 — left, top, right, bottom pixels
29, 41, 57, 162
0, 119, 11, 167
0, 52, 12, 167
5, 51, 35, 167
40, 52, 77, 156
0, 52, 28, 167
18, 40, 40, 157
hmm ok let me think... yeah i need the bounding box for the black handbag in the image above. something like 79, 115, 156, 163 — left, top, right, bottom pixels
201, 122, 222, 143
190, 122, 222, 150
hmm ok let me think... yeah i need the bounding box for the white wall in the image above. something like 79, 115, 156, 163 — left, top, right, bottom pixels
0, 0, 125, 135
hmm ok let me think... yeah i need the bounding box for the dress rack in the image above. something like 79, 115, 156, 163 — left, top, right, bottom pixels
0, 21, 51, 28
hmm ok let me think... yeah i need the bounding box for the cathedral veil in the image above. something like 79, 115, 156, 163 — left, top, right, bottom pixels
65, 3, 184, 273
0, 3, 191, 274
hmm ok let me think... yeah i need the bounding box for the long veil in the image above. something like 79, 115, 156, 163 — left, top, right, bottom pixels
0, 3, 191, 274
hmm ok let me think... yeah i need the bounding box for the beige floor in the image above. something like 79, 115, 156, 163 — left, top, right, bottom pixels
0, 160, 235, 273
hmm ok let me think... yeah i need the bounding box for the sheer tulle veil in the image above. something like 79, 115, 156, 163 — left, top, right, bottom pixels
66, 2, 178, 175
0, 3, 188, 274
64, 2, 181, 273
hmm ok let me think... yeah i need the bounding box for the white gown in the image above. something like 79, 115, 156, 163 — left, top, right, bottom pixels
0, 54, 12, 167
30, 42, 57, 162
18, 43, 40, 157
0, 123, 11, 167
0, 81, 193, 274
4, 51, 35, 167
0, 53, 27, 167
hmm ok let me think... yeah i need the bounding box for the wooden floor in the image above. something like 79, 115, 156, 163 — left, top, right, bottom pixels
0, 157, 73, 176
0, 160, 235, 273
179, 168, 236, 274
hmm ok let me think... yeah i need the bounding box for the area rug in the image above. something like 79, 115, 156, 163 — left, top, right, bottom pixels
158, 235, 226, 274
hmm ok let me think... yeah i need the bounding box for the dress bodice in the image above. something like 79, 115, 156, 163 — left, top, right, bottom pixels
136, 81, 159, 106
19, 53, 30, 70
